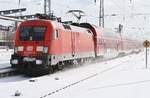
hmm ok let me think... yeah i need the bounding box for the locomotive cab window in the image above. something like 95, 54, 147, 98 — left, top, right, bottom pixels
19, 26, 46, 41
19, 26, 31, 41
33, 27, 46, 41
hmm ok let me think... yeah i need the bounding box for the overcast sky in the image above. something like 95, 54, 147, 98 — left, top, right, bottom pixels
0, 0, 150, 40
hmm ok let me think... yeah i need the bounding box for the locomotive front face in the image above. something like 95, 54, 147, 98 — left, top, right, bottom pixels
14, 26, 49, 56
17, 26, 48, 56
10, 20, 53, 70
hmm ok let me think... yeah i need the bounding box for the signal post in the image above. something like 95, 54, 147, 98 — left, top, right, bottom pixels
143, 40, 150, 69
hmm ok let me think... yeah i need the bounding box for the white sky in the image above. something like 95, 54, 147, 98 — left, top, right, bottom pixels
0, 0, 150, 40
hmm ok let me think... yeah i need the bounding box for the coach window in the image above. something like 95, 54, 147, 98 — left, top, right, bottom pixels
53, 30, 59, 40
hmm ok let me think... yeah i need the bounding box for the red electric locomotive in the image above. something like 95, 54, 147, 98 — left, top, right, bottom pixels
10, 19, 142, 75
10, 20, 96, 75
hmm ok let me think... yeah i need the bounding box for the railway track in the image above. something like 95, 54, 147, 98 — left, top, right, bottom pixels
0, 52, 137, 79
0, 67, 20, 78
0, 52, 140, 98
40, 57, 131, 98
0, 57, 121, 79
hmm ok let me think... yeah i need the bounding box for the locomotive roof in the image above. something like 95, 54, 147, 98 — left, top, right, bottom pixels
19, 20, 90, 33
70, 22, 120, 38
52, 21, 93, 34
19, 20, 120, 38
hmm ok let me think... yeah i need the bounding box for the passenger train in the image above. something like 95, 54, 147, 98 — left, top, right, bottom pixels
10, 19, 142, 75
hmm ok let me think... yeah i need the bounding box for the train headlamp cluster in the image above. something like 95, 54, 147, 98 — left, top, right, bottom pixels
11, 59, 18, 65
36, 46, 48, 53
11, 58, 43, 65
14, 46, 48, 53
35, 60, 42, 65
14, 46, 24, 53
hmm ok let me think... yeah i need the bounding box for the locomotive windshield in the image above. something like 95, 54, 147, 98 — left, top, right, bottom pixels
19, 26, 46, 41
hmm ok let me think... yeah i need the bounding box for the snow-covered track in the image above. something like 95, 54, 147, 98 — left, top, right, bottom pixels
40, 58, 129, 98
0, 67, 20, 78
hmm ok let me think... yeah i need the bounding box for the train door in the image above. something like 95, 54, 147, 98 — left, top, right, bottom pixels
92, 35, 97, 57
97, 37, 105, 57
71, 31, 75, 57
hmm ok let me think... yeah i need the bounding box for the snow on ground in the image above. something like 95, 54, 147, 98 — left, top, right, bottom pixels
0, 48, 149, 98
52, 51, 150, 98
0, 49, 13, 69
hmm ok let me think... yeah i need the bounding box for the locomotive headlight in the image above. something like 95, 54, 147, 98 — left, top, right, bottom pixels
43, 47, 48, 53
36, 46, 44, 52
14, 46, 23, 53
36, 46, 48, 53
36, 60, 42, 65
18, 46, 24, 51
11, 59, 18, 64
14, 47, 18, 53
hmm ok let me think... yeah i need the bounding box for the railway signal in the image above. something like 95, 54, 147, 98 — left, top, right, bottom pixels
143, 40, 150, 69
143, 40, 150, 48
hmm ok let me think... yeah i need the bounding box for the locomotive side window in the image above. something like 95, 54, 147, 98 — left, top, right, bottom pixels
19, 26, 46, 41
53, 30, 59, 40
